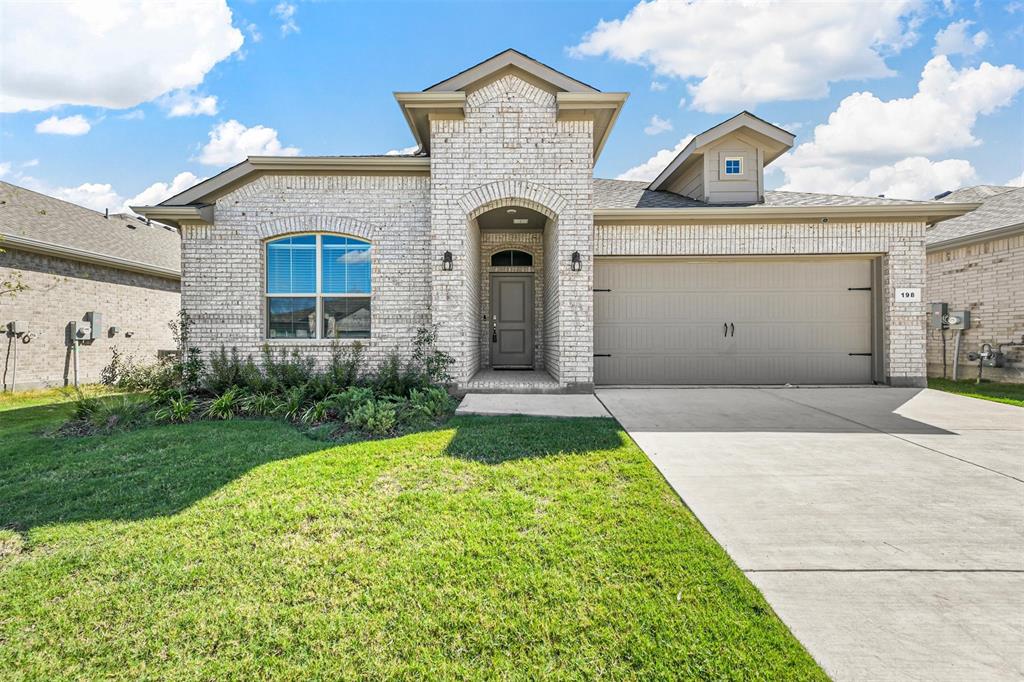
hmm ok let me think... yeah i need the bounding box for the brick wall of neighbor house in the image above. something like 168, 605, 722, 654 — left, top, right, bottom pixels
0, 248, 180, 390
478, 232, 545, 369
594, 220, 929, 387
429, 74, 594, 389
925, 233, 1024, 383
182, 175, 432, 370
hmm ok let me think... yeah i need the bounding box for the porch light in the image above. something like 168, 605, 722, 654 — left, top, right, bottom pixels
571, 251, 582, 271
442, 250, 453, 271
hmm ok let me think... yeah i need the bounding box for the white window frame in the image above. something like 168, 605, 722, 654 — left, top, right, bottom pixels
264, 232, 372, 341
724, 156, 743, 176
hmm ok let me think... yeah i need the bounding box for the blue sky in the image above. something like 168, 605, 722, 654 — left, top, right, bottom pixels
1, 0, 1022, 213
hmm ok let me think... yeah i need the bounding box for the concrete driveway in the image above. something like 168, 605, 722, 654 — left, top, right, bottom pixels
597, 387, 1024, 682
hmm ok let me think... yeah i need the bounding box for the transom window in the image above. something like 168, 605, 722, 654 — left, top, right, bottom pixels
265, 234, 371, 340
490, 249, 533, 267
724, 157, 742, 175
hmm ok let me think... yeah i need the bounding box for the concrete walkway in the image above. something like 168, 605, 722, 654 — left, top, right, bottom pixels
456, 393, 610, 418
598, 387, 1024, 682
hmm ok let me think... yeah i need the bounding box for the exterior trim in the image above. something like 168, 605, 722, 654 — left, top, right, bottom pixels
256, 215, 376, 241
0, 232, 181, 280
129, 204, 213, 228
556, 92, 629, 161
926, 221, 1024, 251
425, 48, 599, 94
594, 203, 980, 226
394, 92, 466, 153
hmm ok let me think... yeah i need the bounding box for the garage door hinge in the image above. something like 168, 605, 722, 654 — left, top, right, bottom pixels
593, 288, 612, 292
594, 353, 612, 357
848, 287, 872, 291
848, 352, 872, 356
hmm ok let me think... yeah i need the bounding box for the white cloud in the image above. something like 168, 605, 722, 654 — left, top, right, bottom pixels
933, 19, 988, 56
123, 172, 204, 212
677, 97, 687, 109
198, 120, 300, 165
643, 114, 673, 135
385, 145, 419, 156
1007, 172, 1024, 187
649, 81, 666, 92
273, 2, 299, 36
244, 21, 263, 43
35, 114, 91, 136
774, 56, 1024, 198
0, 162, 11, 178
160, 90, 219, 117
0, 0, 243, 112
22, 159, 39, 168
848, 157, 977, 199
51, 182, 124, 213
616, 134, 695, 181
118, 109, 145, 121
570, 0, 924, 112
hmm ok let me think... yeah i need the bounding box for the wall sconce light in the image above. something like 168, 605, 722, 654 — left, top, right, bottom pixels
571, 251, 582, 271
442, 250, 453, 271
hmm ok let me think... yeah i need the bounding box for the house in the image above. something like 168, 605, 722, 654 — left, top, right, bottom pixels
927, 185, 1024, 382
134, 49, 975, 393
0, 181, 181, 391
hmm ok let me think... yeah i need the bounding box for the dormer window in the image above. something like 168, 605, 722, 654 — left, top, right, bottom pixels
724, 157, 742, 175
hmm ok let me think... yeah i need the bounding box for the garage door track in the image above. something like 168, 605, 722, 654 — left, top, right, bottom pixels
598, 387, 1023, 681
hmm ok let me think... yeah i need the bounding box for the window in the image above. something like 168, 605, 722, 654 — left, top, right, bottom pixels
724, 157, 742, 175
265, 234, 371, 339
490, 249, 533, 267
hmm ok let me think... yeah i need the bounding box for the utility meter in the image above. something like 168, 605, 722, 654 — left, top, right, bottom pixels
946, 310, 971, 330
929, 302, 948, 329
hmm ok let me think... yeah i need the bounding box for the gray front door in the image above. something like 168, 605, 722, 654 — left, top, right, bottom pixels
490, 274, 533, 367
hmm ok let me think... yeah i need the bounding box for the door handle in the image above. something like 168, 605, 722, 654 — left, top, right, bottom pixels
724, 323, 728, 338
491, 328, 497, 343
730, 323, 735, 337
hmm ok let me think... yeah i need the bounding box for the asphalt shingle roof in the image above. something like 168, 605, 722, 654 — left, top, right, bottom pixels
927, 185, 1024, 246
593, 178, 937, 210
0, 181, 180, 274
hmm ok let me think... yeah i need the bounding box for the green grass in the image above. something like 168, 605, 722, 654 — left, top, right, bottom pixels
0, 384, 114, 412
928, 378, 1024, 407
0, 394, 824, 680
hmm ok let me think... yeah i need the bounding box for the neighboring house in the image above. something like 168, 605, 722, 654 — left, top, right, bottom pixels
135, 49, 974, 392
927, 185, 1024, 382
0, 181, 181, 390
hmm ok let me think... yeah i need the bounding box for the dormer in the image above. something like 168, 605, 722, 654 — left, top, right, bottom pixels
648, 112, 794, 204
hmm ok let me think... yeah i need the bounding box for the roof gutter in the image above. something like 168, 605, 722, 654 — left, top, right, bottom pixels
594, 202, 980, 225
129, 204, 214, 229
0, 232, 180, 280
926, 221, 1024, 251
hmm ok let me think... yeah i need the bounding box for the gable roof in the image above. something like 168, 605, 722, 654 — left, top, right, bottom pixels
648, 112, 795, 192
927, 185, 1024, 249
593, 178, 978, 224
934, 185, 1018, 204
0, 181, 180, 279
424, 49, 599, 94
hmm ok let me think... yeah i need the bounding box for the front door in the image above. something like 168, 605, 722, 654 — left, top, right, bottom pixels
490, 274, 533, 367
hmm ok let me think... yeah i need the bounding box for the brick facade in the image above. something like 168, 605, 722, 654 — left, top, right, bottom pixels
925, 234, 1024, 383
594, 220, 929, 386
174, 73, 931, 391
0, 248, 180, 390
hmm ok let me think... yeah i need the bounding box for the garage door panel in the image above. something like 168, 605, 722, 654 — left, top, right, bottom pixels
594, 258, 874, 385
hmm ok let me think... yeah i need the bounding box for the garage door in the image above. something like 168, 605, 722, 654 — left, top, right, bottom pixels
594, 257, 875, 385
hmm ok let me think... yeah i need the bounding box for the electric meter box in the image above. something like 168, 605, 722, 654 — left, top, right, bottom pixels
86, 311, 103, 340
946, 310, 971, 330
929, 302, 948, 329
7, 320, 28, 334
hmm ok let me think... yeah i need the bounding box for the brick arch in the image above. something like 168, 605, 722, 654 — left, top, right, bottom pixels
467, 75, 557, 110
460, 180, 567, 222
256, 215, 375, 241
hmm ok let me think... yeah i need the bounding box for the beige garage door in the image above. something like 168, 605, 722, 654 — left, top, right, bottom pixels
594, 257, 875, 385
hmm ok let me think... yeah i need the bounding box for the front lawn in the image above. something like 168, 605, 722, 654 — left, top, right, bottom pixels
928, 378, 1024, 407
1, 393, 824, 679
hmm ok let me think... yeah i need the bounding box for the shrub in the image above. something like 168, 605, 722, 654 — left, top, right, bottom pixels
241, 392, 282, 417
325, 341, 364, 388
279, 386, 307, 421
410, 324, 455, 386
204, 387, 242, 420
206, 347, 263, 395
262, 345, 316, 392
70, 394, 149, 433
408, 386, 455, 420
345, 399, 397, 436
153, 395, 198, 423
300, 399, 332, 425
328, 386, 375, 418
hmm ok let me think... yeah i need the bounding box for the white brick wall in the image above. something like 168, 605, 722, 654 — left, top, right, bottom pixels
594, 219, 929, 386
183, 175, 431, 369
429, 75, 594, 389
925, 234, 1024, 383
